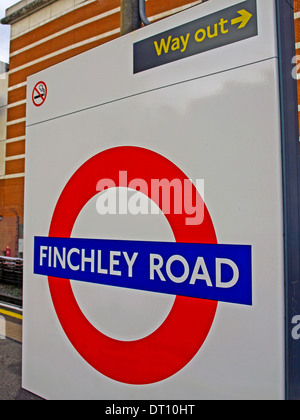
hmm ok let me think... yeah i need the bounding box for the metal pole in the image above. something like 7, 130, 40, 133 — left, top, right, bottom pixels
120, 0, 142, 36
139, 0, 150, 26
276, 0, 300, 400
121, 0, 210, 35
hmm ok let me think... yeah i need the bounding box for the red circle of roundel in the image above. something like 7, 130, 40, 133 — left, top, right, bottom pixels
48, 146, 218, 385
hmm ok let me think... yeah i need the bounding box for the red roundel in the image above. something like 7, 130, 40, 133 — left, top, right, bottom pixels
48, 146, 218, 384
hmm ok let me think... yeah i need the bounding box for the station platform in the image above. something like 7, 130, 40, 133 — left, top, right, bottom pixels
0, 301, 42, 400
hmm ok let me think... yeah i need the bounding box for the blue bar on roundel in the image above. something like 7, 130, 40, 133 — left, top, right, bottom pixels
34, 236, 252, 306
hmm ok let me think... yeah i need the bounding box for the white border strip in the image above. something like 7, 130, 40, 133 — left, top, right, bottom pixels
6, 118, 26, 126
6, 136, 26, 144
0, 173, 25, 180
8, 81, 27, 92
5, 154, 25, 162
7, 99, 27, 109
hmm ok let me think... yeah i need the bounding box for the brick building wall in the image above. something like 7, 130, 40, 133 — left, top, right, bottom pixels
0, 63, 8, 177
0, 0, 299, 257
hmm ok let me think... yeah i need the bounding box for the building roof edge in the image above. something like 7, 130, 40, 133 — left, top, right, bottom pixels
1, 0, 58, 25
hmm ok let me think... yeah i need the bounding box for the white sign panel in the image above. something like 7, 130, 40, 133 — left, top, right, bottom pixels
23, 0, 285, 399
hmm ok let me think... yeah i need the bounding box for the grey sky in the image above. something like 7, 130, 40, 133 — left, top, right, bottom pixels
0, 0, 19, 64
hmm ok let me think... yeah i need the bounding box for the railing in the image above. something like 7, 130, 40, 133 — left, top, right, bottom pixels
0, 257, 23, 287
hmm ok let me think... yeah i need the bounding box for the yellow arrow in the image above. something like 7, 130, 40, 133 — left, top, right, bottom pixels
231, 9, 252, 29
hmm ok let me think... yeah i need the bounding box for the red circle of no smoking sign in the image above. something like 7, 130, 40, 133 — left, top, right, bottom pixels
32, 81, 47, 107
48, 146, 218, 385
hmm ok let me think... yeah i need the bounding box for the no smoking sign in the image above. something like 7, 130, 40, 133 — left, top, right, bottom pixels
32, 81, 47, 107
